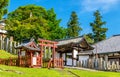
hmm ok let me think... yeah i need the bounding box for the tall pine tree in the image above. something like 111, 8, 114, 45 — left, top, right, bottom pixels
90, 10, 108, 43
0, 0, 9, 19
67, 11, 82, 38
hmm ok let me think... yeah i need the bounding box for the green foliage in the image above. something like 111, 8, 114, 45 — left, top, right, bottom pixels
90, 10, 108, 43
0, 0, 9, 19
84, 34, 94, 44
67, 11, 82, 38
5, 5, 66, 42
0, 50, 17, 59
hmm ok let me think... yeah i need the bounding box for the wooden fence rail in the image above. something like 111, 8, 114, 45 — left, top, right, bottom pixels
0, 57, 26, 67
0, 57, 18, 66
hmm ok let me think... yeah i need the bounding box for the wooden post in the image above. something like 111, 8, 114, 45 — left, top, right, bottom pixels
30, 51, 33, 67
72, 50, 74, 66
18, 50, 20, 66
14, 42, 17, 54
0, 40, 2, 49
12, 42, 15, 54
65, 53, 67, 65
53, 43, 56, 68
0, 36, 3, 50
41, 41, 43, 67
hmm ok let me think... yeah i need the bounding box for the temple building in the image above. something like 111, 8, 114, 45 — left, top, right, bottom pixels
56, 36, 94, 66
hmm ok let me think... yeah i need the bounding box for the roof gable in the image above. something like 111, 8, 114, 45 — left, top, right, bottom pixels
56, 36, 94, 52
15, 39, 40, 51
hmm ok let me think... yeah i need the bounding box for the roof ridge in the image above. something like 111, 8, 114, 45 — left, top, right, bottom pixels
55, 36, 83, 41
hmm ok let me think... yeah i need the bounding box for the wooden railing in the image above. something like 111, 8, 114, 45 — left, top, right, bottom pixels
54, 58, 64, 68
0, 57, 64, 69
0, 57, 18, 66
48, 58, 64, 69
48, 59, 53, 68
0, 57, 26, 67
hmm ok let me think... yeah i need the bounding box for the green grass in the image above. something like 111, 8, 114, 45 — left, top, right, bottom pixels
69, 69, 120, 77
0, 50, 120, 77
0, 65, 60, 77
1, 65, 120, 77
0, 50, 17, 59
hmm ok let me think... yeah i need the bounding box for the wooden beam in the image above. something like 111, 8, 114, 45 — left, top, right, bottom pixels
39, 43, 57, 48
38, 39, 58, 44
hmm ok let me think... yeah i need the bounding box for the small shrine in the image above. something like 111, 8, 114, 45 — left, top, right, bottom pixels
15, 39, 41, 67
15, 38, 64, 68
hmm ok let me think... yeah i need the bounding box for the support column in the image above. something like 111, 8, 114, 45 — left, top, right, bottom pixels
40, 41, 43, 67
72, 50, 74, 66
30, 51, 33, 67
65, 53, 67, 65
18, 49, 21, 66
53, 43, 56, 67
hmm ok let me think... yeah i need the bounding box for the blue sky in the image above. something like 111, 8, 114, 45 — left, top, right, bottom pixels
8, 0, 120, 38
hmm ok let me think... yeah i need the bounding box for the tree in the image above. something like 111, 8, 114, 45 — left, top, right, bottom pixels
5, 5, 66, 42
67, 11, 82, 38
90, 10, 108, 43
0, 0, 9, 19
84, 34, 94, 44
46, 8, 66, 40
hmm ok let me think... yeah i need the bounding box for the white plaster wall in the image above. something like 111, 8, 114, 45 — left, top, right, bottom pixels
78, 55, 89, 61
73, 49, 78, 58
62, 53, 65, 60
73, 59, 77, 66
66, 58, 72, 65
32, 57, 37, 65
21, 51, 25, 56
67, 53, 72, 55
56, 52, 60, 58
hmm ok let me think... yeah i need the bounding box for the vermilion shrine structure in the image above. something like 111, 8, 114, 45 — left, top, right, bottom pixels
15, 39, 63, 68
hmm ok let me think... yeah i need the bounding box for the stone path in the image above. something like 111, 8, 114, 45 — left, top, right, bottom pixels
53, 68, 80, 77
64, 66, 98, 72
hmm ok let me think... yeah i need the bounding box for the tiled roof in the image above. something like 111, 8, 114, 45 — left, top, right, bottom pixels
15, 40, 40, 51
92, 35, 120, 54
56, 36, 83, 46
56, 36, 94, 52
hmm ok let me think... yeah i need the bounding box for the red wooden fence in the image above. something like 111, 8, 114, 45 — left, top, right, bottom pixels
48, 58, 64, 69
0, 57, 64, 69
0, 57, 26, 67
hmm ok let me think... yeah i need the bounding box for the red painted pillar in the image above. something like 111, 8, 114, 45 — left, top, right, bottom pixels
30, 51, 33, 67
53, 43, 56, 67
40, 41, 43, 67
18, 49, 22, 66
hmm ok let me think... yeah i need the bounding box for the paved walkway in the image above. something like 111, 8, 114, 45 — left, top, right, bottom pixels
64, 66, 98, 72
52, 66, 98, 77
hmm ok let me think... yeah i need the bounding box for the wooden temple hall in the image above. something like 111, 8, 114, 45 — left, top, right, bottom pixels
56, 36, 94, 66
15, 39, 63, 68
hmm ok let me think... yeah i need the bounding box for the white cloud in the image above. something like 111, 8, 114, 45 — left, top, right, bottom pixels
81, 0, 120, 12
